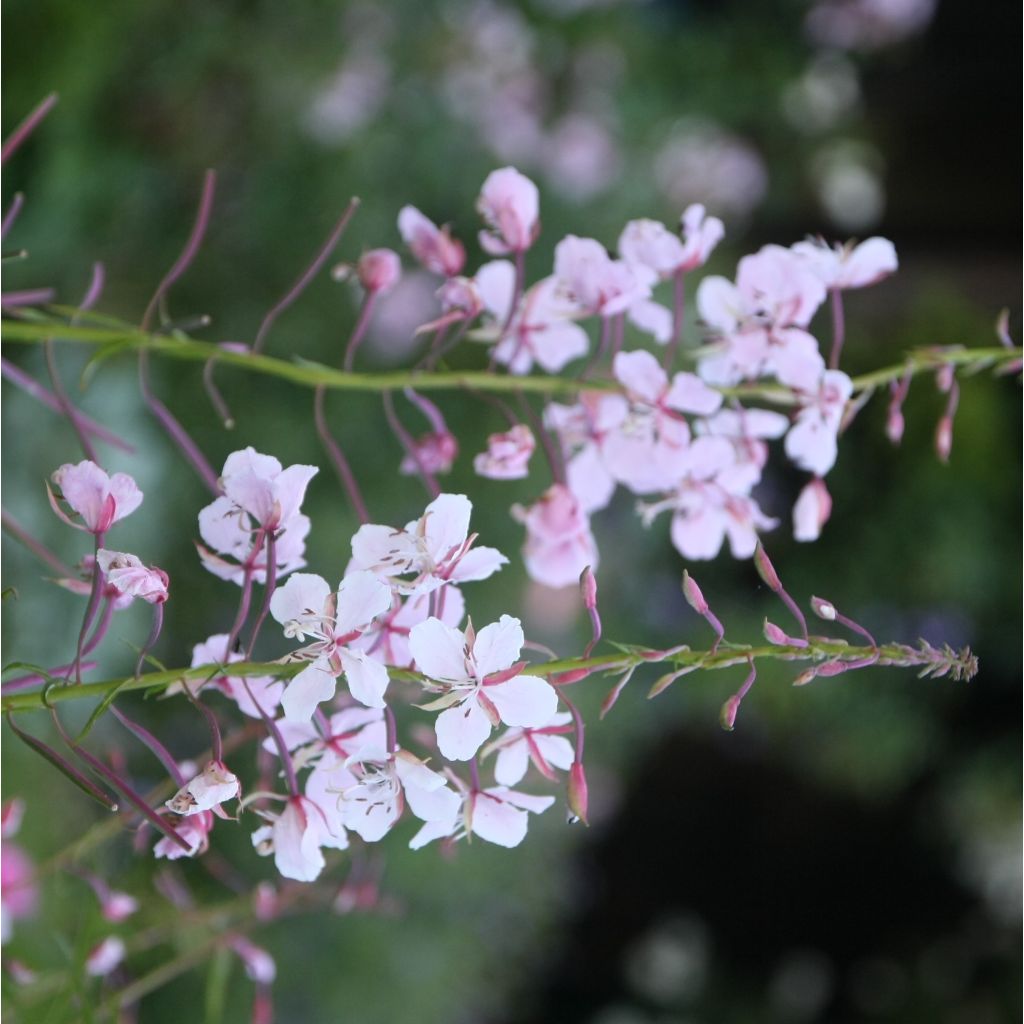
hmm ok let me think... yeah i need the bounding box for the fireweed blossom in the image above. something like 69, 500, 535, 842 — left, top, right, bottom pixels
165, 761, 240, 816
269, 570, 393, 720
197, 448, 317, 585
784, 370, 854, 476
251, 796, 331, 883
513, 484, 600, 588
473, 424, 536, 480
408, 614, 558, 761
96, 550, 169, 604
790, 236, 898, 290
48, 461, 142, 534
476, 166, 540, 255
350, 587, 466, 670
398, 205, 466, 277
482, 711, 576, 786
350, 493, 507, 596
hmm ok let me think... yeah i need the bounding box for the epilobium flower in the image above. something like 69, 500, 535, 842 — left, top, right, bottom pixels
48, 461, 142, 534
270, 570, 393, 719
398, 206, 466, 277
409, 614, 558, 761
218, 448, 318, 533
251, 796, 329, 883
96, 550, 169, 604
792, 477, 833, 541
477, 166, 540, 255
154, 811, 214, 861
791, 236, 898, 290
513, 485, 599, 589
483, 711, 575, 786
473, 424, 536, 480
340, 748, 461, 843
409, 782, 556, 850
357, 248, 402, 295
166, 761, 240, 816
350, 493, 507, 596
784, 370, 853, 476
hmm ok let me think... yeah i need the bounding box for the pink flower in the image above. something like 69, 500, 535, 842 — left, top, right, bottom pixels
270, 570, 393, 719
357, 248, 402, 295
218, 448, 318, 532
473, 424, 535, 480
553, 235, 653, 319
791, 236, 898, 290
399, 431, 458, 477
350, 493, 507, 596
483, 711, 575, 785
351, 587, 466, 669
1, 803, 37, 944
602, 350, 722, 494
165, 761, 240, 816
85, 936, 125, 978
409, 615, 558, 761
339, 748, 461, 843
481, 263, 590, 375
513, 484, 599, 588
678, 203, 726, 272
793, 478, 833, 542
618, 206, 724, 279
409, 783, 555, 850
154, 811, 214, 861
477, 167, 540, 255
48, 461, 142, 534
96, 550, 169, 604
231, 937, 277, 985
398, 206, 466, 277
784, 370, 853, 476
168, 634, 284, 718
252, 797, 328, 883
55, 554, 136, 611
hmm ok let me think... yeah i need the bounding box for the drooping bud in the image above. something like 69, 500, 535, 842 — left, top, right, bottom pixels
85, 936, 125, 977
792, 478, 832, 543
356, 248, 401, 295
580, 566, 598, 610
935, 415, 953, 463
763, 619, 788, 645
753, 542, 781, 592
567, 762, 589, 825
886, 407, 905, 445
681, 570, 709, 614
719, 694, 742, 731
810, 596, 837, 621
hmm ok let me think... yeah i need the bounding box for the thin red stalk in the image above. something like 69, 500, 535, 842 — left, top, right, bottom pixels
342, 293, 378, 373
2, 288, 56, 308
384, 705, 397, 755
245, 530, 277, 659
134, 601, 165, 677
516, 391, 565, 484
2, 93, 58, 164
240, 678, 298, 798
225, 531, 264, 655
383, 390, 440, 498
1, 507, 75, 576
138, 351, 220, 494
663, 268, 686, 370
313, 385, 369, 523
468, 757, 482, 792
253, 198, 360, 354
557, 691, 586, 762
110, 705, 185, 787
461, 384, 520, 428
0, 358, 134, 453
43, 262, 107, 461
201, 357, 235, 429
69, 534, 104, 684
835, 611, 877, 649
141, 170, 216, 331
828, 288, 845, 370
2, 192, 24, 239
185, 691, 223, 764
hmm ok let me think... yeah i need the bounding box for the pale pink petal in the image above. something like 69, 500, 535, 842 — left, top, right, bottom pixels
273, 799, 324, 882
665, 372, 723, 416
350, 523, 419, 577
534, 733, 575, 772
613, 349, 667, 404
566, 445, 616, 514
496, 787, 557, 814
475, 259, 516, 321
696, 276, 744, 333
531, 320, 591, 374
469, 791, 529, 847
486, 674, 558, 728
494, 738, 531, 786
282, 661, 337, 722
627, 299, 673, 344
472, 615, 524, 678
422, 493, 472, 565
337, 648, 390, 708
334, 571, 393, 635
793, 477, 832, 542
408, 618, 470, 683
106, 473, 144, 524
269, 573, 331, 631
435, 698, 494, 761
671, 508, 727, 560
840, 237, 897, 289
447, 545, 508, 584
408, 815, 458, 850
477, 167, 540, 254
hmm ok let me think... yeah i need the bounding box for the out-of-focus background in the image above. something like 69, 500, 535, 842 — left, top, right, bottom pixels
2, 1, 1019, 1021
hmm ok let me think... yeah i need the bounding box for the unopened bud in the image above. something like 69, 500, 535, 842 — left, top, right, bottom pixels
357, 248, 402, 295
815, 660, 849, 677
763, 619, 788, 645
753, 543, 781, 592
681, 570, 708, 614
579, 566, 598, 610
810, 596, 837, 621
935, 363, 955, 393
886, 408, 905, 445
719, 694, 741, 730
935, 415, 953, 463
552, 668, 591, 686
567, 762, 589, 825
792, 668, 818, 687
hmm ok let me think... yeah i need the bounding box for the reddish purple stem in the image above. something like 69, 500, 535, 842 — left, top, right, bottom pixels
663, 268, 686, 370
111, 705, 185, 787
2, 93, 58, 165
245, 529, 277, 659
2, 288, 56, 308
342, 293, 378, 373
828, 288, 845, 370
383, 391, 440, 498
313, 385, 369, 523
1, 506, 75, 576
2, 193, 24, 239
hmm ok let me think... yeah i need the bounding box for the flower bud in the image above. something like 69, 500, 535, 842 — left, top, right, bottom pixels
85, 936, 125, 977
792, 668, 818, 687
567, 762, 589, 825
763, 619, 788, 645
357, 248, 401, 295
579, 566, 598, 610
753, 543, 781, 592
681, 570, 708, 614
810, 596, 837, 621
719, 694, 741, 731
886, 407, 905, 445
935, 415, 953, 463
